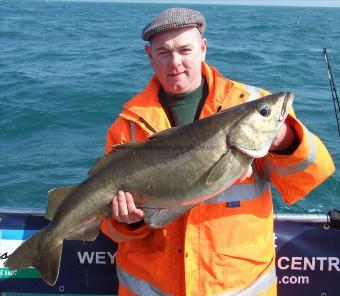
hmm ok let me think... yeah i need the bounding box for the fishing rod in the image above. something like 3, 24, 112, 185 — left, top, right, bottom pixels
323, 48, 340, 138
323, 48, 340, 229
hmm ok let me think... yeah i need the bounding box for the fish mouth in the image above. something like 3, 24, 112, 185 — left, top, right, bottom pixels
230, 125, 283, 158
232, 143, 271, 158
280, 92, 294, 121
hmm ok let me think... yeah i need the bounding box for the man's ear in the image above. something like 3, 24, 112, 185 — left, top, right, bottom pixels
201, 38, 207, 62
145, 44, 152, 60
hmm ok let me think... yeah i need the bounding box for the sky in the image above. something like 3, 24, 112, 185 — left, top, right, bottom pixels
65, 0, 340, 7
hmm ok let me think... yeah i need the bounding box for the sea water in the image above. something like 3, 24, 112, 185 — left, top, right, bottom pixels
1, 0, 340, 213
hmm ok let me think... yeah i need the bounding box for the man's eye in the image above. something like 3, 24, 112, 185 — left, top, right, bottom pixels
181, 48, 191, 54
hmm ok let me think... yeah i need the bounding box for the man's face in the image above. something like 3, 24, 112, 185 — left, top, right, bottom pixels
145, 27, 207, 95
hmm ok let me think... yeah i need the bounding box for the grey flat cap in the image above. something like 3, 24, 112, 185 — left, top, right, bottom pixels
142, 8, 206, 41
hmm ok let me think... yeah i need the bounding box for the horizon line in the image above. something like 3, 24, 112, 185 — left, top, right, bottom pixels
40, 0, 340, 8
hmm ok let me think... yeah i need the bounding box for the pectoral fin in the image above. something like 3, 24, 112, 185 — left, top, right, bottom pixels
206, 149, 233, 185
142, 205, 195, 229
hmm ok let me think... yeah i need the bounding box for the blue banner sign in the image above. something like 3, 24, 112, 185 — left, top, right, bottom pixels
275, 218, 340, 295
0, 211, 339, 295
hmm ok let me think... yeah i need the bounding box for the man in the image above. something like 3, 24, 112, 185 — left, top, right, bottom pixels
101, 8, 335, 296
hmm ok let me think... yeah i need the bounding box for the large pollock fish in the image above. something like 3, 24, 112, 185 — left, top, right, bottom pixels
5, 92, 293, 286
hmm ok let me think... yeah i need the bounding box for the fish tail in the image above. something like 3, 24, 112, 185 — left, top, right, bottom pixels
4, 228, 63, 286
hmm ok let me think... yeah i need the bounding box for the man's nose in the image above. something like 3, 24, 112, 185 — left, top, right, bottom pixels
169, 52, 182, 68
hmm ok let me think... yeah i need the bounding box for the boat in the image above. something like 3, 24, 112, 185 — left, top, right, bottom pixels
0, 207, 339, 295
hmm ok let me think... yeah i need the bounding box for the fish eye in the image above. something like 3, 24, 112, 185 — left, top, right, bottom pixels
257, 105, 271, 117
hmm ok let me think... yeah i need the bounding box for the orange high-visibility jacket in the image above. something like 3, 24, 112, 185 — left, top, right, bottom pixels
101, 63, 335, 296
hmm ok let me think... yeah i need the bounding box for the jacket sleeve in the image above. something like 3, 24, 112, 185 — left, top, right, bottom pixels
100, 116, 152, 243
256, 114, 335, 205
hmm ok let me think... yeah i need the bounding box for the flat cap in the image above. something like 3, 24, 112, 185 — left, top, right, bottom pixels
142, 8, 206, 41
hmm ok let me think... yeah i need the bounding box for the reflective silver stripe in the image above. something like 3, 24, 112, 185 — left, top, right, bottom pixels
203, 173, 269, 205
108, 226, 127, 242
266, 130, 317, 176
129, 121, 135, 143
117, 266, 171, 296
220, 268, 276, 296
244, 85, 263, 102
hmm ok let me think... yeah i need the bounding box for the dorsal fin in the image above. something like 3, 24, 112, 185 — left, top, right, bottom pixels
87, 142, 144, 177
46, 185, 76, 220
147, 126, 180, 141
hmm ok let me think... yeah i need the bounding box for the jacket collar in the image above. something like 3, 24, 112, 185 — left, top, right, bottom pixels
120, 62, 233, 133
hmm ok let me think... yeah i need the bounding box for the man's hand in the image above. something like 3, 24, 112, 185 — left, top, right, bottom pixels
112, 190, 144, 224
270, 121, 296, 152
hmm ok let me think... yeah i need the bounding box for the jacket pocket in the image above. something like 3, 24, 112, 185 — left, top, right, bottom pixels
216, 238, 273, 266
213, 239, 274, 289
